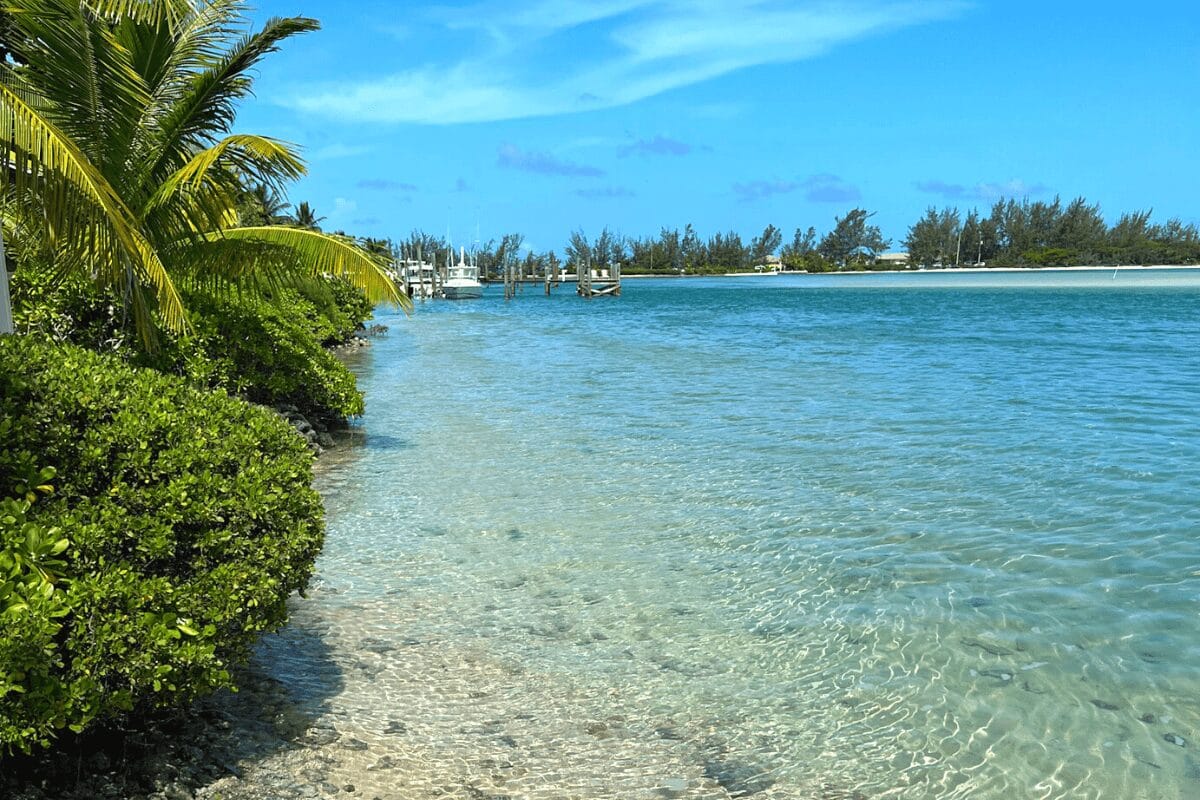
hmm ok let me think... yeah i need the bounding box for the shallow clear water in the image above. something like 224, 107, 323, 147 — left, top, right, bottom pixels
293, 271, 1200, 799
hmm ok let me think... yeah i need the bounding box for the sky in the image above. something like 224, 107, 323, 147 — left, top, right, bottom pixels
237, 0, 1200, 254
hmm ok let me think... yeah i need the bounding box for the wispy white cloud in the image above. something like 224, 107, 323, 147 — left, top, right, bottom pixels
497, 143, 605, 177
916, 178, 1049, 201
329, 197, 359, 225
283, 1, 966, 124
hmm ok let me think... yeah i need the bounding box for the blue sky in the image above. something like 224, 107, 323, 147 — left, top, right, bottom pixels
238, 0, 1200, 253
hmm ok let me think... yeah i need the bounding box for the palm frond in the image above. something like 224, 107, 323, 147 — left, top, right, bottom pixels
10, 0, 151, 175
205, 226, 409, 310
143, 15, 319, 186
0, 79, 187, 335
82, 0, 196, 28
144, 134, 303, 216
127, 0, 243, 152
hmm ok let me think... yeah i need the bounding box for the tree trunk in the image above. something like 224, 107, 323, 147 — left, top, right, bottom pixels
0, 229, 12, 335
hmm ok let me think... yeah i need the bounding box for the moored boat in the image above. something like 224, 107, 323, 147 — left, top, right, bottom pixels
442, 247, 483, 299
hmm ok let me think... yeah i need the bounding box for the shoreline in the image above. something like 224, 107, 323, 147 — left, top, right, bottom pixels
619, 264, 1200, 279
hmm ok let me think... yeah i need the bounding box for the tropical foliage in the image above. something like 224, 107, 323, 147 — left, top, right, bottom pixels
8, 261, 375, 420
0, 1, 397, 756
0, 337, 323, 752
0, 0, 405, 347
905, 196, 1200, 268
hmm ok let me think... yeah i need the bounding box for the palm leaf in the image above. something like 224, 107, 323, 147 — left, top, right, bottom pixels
81, 0, 195, 28
11, 0, 151, 175
142, 14, 319, 187
205, 226, 409, 310
143, 134, 303, 218
0, 79, 187, 337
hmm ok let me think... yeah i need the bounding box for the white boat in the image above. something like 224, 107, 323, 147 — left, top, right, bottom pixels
395, 257, 437, 299
442, 247, 483, 300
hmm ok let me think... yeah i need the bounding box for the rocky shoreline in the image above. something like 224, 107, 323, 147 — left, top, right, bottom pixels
1, 664, 317, 800
0, 336, 382, 800
276, 333, 376, 455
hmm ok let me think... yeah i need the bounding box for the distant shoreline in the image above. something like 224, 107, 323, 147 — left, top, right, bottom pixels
620, 264, 1200, 279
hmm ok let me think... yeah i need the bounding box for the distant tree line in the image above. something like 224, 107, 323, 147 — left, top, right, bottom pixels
904, 197, 1200, 268
371, 196, 1198, 280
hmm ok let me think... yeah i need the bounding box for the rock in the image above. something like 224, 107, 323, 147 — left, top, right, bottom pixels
1164, 733, 1187, 748
159, 783, 193, 800
703, 759, 775, 797
316, 432, 335, 448
1091, 699, 1121, 711
1139, 713, 1158, 724
304, 726, 341, 746
960, 636, 1013, 657
299, 768, 327, 783
342, 738, 369, 751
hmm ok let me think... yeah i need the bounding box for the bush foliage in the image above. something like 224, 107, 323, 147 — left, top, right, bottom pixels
145, 288, 366, 419
0, 338, 324, 752
11, 265, 374, 420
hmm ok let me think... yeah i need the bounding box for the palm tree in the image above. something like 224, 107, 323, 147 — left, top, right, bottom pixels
240, 182, 291, 227
0, 0, 407, 346
292, 201, 325, 231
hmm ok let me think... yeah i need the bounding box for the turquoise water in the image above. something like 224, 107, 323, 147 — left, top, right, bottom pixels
297, 271, 1200, 799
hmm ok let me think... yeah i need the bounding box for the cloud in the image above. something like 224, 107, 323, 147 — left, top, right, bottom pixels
734, 173, 861, 203
916, 178, 1050, 201
357, 179, 418, 191
353, 217, 382, 226
617, 135, 691, 157
282, 1, 967, 124
733, 179, 799, 202
574, 186, 636, 198
328, 197, 360, 224
801, 173, 861, 203
497, 143, 605, 177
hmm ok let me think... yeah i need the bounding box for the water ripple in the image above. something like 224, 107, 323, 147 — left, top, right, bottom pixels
294, 274, 1200, 799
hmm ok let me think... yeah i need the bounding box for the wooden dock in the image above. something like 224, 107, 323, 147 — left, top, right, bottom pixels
576, 261, 621, 298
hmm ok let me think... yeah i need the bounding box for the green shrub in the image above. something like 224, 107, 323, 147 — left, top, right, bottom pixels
144, 289, 365, 419
1020, 247, 1074, 267
294, 278, 375, 345
11, 263, 367, 420
0, 338, 324, 753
